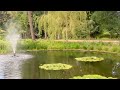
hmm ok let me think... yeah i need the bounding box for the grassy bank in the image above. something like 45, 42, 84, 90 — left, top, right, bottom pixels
1, 39, 120, 54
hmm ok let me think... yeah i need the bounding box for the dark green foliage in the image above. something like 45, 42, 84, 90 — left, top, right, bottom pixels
91, 11, 120, 38
1, 11, 120, 39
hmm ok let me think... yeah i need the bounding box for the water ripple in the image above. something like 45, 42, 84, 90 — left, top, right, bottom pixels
0, 53, 33, 79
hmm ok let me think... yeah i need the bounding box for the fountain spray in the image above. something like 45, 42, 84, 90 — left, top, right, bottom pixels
5, 19, 21, 56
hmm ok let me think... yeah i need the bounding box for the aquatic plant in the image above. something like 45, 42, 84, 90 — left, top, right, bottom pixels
1, 39, 120, 54
70, 75, 117, 79
39, 63, 72, 70
75, 56, 104, 62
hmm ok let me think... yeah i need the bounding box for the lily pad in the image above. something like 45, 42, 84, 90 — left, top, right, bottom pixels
39, 63, 72, 70
70, 75, 117, 79
75, 56, 104, 62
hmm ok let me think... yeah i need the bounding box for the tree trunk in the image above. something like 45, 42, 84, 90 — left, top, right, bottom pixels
65, 28, 68, 40
65, 13, 68, 41
44, 11, 47, 39
58, 34, 60, 39
45, 31, 47, 39
28, 11, 35, 40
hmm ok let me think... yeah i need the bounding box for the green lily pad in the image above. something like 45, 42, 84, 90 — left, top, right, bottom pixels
39, 63, 72, 70
70, 75, 117, 79
70, 74, 117, 79
75, 56, 104, 62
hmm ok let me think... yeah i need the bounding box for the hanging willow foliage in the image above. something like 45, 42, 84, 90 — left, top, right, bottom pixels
38, 11, 89, 39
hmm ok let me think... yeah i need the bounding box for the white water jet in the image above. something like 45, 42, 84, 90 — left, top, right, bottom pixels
6, 31, 20, 55
5, 19, 20, 56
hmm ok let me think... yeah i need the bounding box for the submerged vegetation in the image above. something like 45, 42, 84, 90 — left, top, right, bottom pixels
39, 63, 72, 70
70, 75, 117, 79
75, 56, 104, 62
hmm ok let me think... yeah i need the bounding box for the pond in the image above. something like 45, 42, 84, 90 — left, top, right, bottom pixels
0, 50, 120, 79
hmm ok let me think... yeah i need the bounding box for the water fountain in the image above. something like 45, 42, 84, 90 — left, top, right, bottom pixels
5, 21, 20, 57
6, 29, 20, 57
0, 19, 33, 79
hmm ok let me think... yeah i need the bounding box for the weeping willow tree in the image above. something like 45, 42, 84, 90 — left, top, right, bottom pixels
38, 11, 89, 40
68, 11, 88, 39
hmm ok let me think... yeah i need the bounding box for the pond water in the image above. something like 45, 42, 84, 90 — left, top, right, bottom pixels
0, 50, 120, 79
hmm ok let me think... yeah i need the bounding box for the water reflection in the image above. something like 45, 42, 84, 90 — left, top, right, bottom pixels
76, 61, 79, 66
24, 51, 120, 79
0, 51, 120, 79
112, 62, 120, 76
0, 63, 5, 79
0, 53, 33, 79
0, 61, 22, 79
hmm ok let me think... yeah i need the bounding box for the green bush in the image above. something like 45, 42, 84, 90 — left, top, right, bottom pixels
102, 46, 109, 51
88, 45, 94, 50
116, 47, 120, 53
111, 47, 119, 52
65, 42, 80, 49
97, 45, 102, 51
48, 42, 65, 50
36, 40, 48, 49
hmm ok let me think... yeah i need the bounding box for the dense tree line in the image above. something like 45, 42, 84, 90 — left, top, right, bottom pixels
0, 11, 120, 40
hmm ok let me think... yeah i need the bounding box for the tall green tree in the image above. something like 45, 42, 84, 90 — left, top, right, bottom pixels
91, 11, 120, 38
0, 11, 11, 29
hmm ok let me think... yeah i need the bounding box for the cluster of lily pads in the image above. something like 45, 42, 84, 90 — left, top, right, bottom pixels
75, 56, 104, 62
70, 74, 117, 79
39, 56, 117, 79
39, 63, 72, 70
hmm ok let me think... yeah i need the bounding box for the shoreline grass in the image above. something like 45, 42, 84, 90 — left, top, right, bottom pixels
1, 39, 120, 55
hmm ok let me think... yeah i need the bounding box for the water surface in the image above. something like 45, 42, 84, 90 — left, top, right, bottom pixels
0, 51, 120, 79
